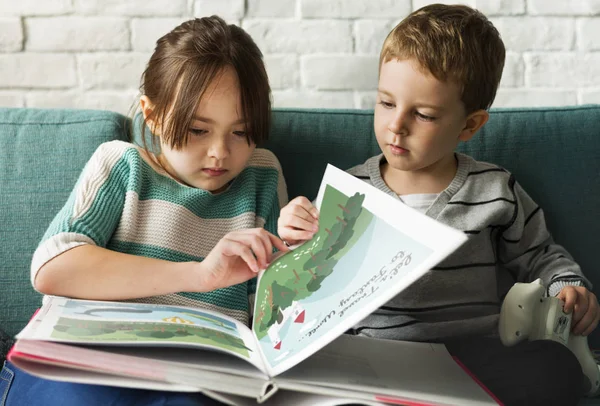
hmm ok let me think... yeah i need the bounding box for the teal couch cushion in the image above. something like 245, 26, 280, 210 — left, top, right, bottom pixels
1, 105, 599, 353
0, 108, 129, 337
266, 105, 600, 347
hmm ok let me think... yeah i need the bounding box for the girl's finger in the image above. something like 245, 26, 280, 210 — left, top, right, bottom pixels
234, 229, 282, 269
221, 238, 259, 273
255, 230, 276, 267
266, 231, 290, 253
237, 231, 271, 270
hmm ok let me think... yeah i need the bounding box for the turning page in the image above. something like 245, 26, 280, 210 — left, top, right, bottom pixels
252, 165, 468, 376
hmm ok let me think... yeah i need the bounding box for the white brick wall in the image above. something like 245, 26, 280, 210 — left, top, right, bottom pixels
0, 0, 598, 112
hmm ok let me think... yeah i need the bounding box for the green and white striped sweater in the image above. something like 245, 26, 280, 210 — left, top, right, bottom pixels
31, 140, 288, 325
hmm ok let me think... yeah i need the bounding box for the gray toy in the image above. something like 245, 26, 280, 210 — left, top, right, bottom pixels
499, 278, 600, 397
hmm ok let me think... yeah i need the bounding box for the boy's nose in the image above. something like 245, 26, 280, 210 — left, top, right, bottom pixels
388, 112, 409, 135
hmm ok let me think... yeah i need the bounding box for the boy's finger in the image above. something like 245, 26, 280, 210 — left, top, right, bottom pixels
291, 195, 312, 206
573, 307, 595, 335
284, 212, 318, 232
291, 196, 319, 219
281, 228, 316, 242
582, 318, 599, 337
309, 207, 320, 219
573, 296, 589, 323
559, 289, 576, 313
583, 312, 600, 336
290, 204, 319, 224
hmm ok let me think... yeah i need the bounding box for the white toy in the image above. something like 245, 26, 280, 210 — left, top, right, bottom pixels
499, 278, 600, 397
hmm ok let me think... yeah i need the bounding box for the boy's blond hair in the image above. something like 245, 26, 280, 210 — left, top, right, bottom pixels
381, 4, 505, 113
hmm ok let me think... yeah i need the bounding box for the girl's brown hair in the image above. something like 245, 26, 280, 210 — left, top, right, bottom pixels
133, 16, 271, 153
380, 4, 505, 113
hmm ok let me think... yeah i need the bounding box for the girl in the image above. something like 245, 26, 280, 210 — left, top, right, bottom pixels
1, 16, 287, 406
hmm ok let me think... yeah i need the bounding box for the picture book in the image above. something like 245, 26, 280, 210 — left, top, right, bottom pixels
10, 165, 497, 405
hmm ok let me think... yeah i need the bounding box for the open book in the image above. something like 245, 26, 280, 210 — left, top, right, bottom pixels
10, 165, 498, 405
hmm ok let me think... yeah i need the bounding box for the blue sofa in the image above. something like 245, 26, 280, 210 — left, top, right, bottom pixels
1, 105, 599, 404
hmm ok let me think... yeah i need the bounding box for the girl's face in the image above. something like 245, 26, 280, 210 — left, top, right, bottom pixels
158, 66, 255, 193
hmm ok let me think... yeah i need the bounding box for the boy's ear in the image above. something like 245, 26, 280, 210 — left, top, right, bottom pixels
140, 95, 160, 136
458, 109, 489, 142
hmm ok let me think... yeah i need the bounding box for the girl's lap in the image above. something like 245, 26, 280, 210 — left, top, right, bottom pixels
1, 361, 221, 406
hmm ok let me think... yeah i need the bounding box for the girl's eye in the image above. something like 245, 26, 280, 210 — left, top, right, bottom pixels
378, 100, 394, 109
416, 112, 436, 122
233, 131, 247, 138
189, 128, 207, 136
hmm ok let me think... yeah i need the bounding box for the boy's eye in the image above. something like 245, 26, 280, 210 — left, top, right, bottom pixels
378, 100, 394, 109
416, 112, 436, 122
233, 131, 247, 137
189, 128, 207, 136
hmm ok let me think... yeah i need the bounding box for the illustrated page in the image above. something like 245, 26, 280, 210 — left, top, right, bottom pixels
18, 297, 264, 369
252, 165, 468, 376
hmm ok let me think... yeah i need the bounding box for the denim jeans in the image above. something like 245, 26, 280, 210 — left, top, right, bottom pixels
0, 361, 221, 406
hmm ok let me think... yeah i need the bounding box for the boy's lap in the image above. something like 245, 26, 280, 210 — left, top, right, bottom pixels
445, 337, 583, 405
1, 361, 221, 406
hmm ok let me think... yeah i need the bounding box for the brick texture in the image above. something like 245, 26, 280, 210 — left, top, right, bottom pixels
0, 0, 597, 111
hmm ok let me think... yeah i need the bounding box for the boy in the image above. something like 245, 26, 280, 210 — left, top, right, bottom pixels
277, 4, 599, 405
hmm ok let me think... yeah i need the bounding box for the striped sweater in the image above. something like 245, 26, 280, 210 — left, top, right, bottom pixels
31, 140, 288, 325
347, 153, 590, 342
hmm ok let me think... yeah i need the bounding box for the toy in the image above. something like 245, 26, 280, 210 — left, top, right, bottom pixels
499, 278, 600, 397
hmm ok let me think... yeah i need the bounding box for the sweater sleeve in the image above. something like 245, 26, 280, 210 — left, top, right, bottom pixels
498, 179, 591, 296
248, 150, 289, 303
266, 157, 288, 237
30, 141, 130, 286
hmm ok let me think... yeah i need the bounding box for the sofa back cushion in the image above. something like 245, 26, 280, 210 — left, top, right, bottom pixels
0, 108, 129, 337
1, 105, 599, 347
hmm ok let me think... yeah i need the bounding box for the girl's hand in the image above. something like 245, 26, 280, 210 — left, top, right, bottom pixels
557, 286, 600, 336
194, 229, 289, 292
277, 196, 320, 246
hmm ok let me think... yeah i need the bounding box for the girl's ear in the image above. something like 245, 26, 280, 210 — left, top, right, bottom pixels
140, 95, 160, 136
458, 109, 489, 142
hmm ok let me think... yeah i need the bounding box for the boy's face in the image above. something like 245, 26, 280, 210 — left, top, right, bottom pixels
374, 58, 472, 175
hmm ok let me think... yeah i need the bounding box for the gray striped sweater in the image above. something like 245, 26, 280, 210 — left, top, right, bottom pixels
31, 140, 288, 325
347, 153, 590, 342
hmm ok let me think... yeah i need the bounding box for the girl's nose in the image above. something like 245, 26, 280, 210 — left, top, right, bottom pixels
207, 137, 229, 160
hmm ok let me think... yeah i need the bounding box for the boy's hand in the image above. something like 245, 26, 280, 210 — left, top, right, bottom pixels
195, 228, 289, 292
557, 286, 600, 336
277, 196, 319, 246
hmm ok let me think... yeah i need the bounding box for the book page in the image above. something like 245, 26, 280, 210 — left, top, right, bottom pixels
18, 297, 264, 370
211, 390, 385, 406
252, 165, 468, 376
277, 335, 497, 406
10, 340, 272, 400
